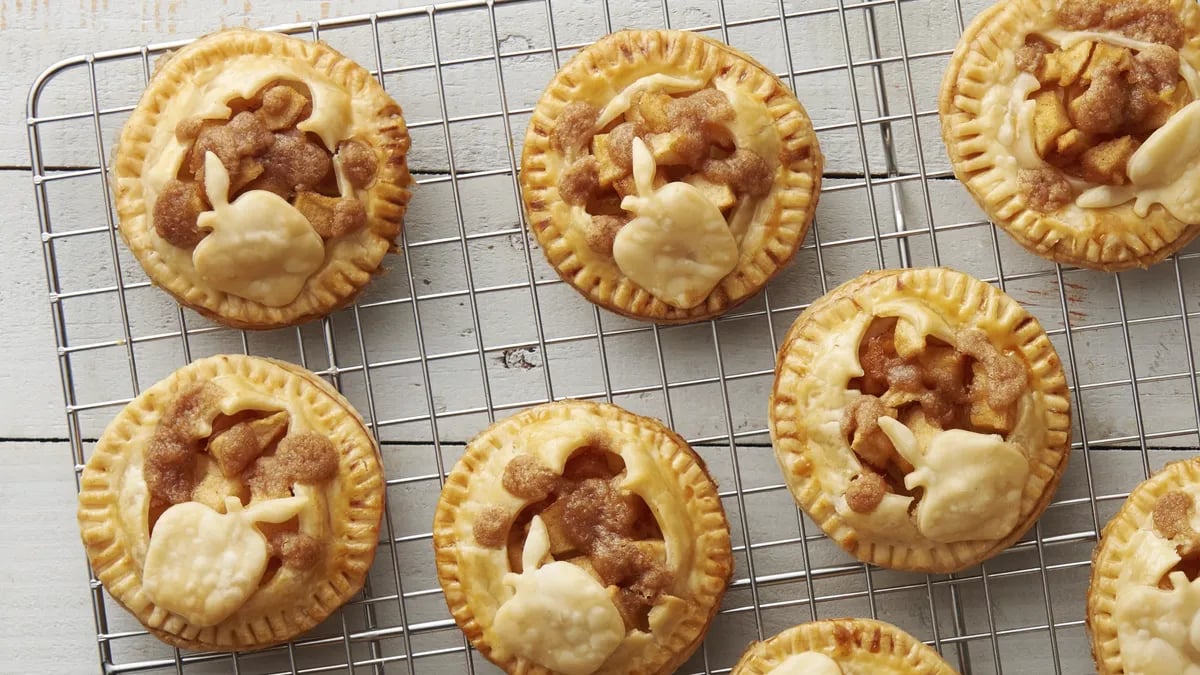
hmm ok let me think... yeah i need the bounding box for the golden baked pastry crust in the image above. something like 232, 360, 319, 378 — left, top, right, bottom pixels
941, 0, 1200, 271
77, 354, 385, 651
521, 29, 822, 323
433, 400, 733, 675
1088, 458, 1200, 674
731, 618, 956, 674
114, 29, 412, 329
770, 268, 1071, 573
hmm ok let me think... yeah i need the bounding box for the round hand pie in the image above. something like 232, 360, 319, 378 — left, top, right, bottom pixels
520, 29, 823, 323
1088, 458, 1200, 674
730, 618, 956, 674
941, 0, 1200, 271
432, 400, 733, 675
113, 29, 412, 329
76, 354, 385, 651
769, 268, 1072, 573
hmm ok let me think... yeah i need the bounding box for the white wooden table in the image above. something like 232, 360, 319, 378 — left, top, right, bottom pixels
6, 0, 1200, 673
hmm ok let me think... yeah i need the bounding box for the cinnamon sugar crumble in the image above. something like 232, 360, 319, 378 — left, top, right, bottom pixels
165, 382, 226, 440
585, 215, 628, 256
842, 394, 898, 470
187, 111, 275, 189
845, 471, 888, 513
606, 123, 637, 172
276, 432, 339, 483
224, 428, 337, 499
153, 180, 209, 248
474, 506, 511, 548
144, 382, 225, 504
1131, 44, 1182, 92
268, 531, 322, 569
337, 140, 379, 189
701, 149, 773, 196
496, 450, 673, 625
1015, 40, 1052, 74
145, 433, 198, 505
957, 329, 1028, 410
1153, 490, 1196, 540
667, 88, 735, 132
559, 156, 601, 205
502, 454, 560, 501
552, 101, 601, 153
1057, 0, 1185, 49
1019, 168, 1073, 213
256, 130, 332, 196
257, 85, 311, 131
208, 411, 289, 478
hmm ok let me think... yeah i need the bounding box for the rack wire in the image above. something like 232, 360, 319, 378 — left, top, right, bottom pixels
27, 0, 1200, 673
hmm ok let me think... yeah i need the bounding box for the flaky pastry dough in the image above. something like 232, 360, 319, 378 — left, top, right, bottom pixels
770, 268, 1071, 572
113, 29, 411, 328
521, 29, 822, 323
433, 400, 732, 675
731, 618, 956, 675
941, 0, 1200, 270
1088, 458, 1200, 674
77, 354, 384, 651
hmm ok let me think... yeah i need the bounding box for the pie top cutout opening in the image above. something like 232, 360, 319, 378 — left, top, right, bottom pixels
838, 316, 1033, 546
135, 378, 342, 629
149, 74, 380, 308
483, 445, 671, 635
553, 80, 781, 310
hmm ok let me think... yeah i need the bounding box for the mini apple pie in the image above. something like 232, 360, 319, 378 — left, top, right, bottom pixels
433, 400, 733, 674
941, 0, 1200, 270
731, 618, 955, 674
770, 268, 1072, 573
113, 29, 412, 329
1088, 458, 1200, 674
77, 354, 385, 651
521, 29, 822, 323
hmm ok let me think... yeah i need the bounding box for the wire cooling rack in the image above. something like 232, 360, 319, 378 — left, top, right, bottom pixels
27, 0, 1200, 673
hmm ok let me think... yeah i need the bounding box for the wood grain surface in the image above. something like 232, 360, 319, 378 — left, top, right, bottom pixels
5, 1, 1200, 674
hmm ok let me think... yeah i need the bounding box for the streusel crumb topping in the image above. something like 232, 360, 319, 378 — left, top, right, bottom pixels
487, 447, 674, 631
154, 82, 379, 249
141, 382, 340, 573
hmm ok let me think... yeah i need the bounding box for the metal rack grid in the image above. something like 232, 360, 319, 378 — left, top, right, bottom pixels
26, 0, 1200, 673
